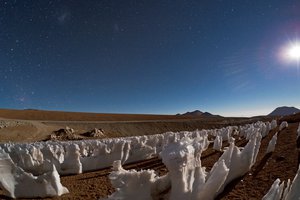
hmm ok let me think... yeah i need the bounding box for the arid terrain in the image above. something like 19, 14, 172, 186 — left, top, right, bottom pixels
0, 109, 299, 199
0, 108, 269, 142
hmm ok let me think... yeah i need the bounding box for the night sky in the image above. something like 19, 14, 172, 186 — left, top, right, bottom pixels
1, 0, 300, 116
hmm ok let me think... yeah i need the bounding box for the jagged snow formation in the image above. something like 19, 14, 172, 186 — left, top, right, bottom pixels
213, 126, 236, 142
107, 129, 263, 200
238, 121, 269, 139
260, 122, 270, 138
0, 120, 277, 199
191, 159, 229, 200
60, 144, 82, 174
266, 132, 278, 154
285, 165, 300, 200
80, 140, 132, 172
262, 178, 284, 200
262, 165, 300, 200
108, 137, 230, 200
107, 160, 171, 200
160, 137, 230, 200
271, 120, 278, 130
213, 135, 222, 151
0, 120, 271, 178
217, 131, 262, 194
160, 137, 200, 200
107, 160, 158, 200
279, 121, 288, 131
0, 150, 69, 199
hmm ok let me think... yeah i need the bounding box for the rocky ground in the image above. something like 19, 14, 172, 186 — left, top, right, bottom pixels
0, 119, 32, 129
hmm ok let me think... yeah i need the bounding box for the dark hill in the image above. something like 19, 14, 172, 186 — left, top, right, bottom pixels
182, 110, 203, 116
268, 106, 300, 116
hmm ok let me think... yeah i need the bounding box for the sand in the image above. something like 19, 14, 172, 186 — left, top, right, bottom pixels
0, 109, 267, 142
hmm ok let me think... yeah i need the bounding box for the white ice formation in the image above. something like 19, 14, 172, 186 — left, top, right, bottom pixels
262, 165, 300, 200
266, 132, 278, 154
0, 120, 275, 199
160, 137, 229, 200
284, 165, 300, 200
0, 149, 69, 199
271, 120, 278, 130
107, 123, 264, 200
217, 131, 262, 194
279, 121, 288, 131
107, 138, 230, 200
262, 178, 285, 200
213, 135, 222, 151
108, 160, 155, 200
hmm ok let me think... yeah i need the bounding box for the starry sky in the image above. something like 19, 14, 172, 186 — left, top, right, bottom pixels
1, 0, 300, 117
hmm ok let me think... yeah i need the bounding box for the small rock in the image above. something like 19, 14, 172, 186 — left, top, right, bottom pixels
82, 128, 105, 138
275, 156, 285, 162
50, 126, 79, 141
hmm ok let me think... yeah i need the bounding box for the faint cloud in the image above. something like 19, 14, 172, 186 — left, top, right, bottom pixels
218, 49, 260, 91
232, 80, 252, 91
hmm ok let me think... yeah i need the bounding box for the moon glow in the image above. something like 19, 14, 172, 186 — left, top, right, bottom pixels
287, 43, 300, 60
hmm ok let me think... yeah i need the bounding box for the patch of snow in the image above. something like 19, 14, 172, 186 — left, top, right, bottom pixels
0, 149, 69, 199
213, 135, 222, 151
263, 165, 300, 200
262, 178, 284, 200
271, 120, 278, 130
266, 132, 278, 154
279, 121, 288, 131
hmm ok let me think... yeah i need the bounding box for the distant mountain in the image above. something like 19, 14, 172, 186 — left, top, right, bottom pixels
182, 110, 203, 116
268, 106, 300, 116
201, 112, 214, 117
24, 108, 40, 111
179, 110, 221, 118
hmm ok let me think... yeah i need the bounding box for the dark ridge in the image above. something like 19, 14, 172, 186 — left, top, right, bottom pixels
268, 106, 300, 116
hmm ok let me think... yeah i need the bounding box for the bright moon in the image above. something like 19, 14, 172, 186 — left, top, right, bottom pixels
287, 43, 300, 60
280, 40, 300, 65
